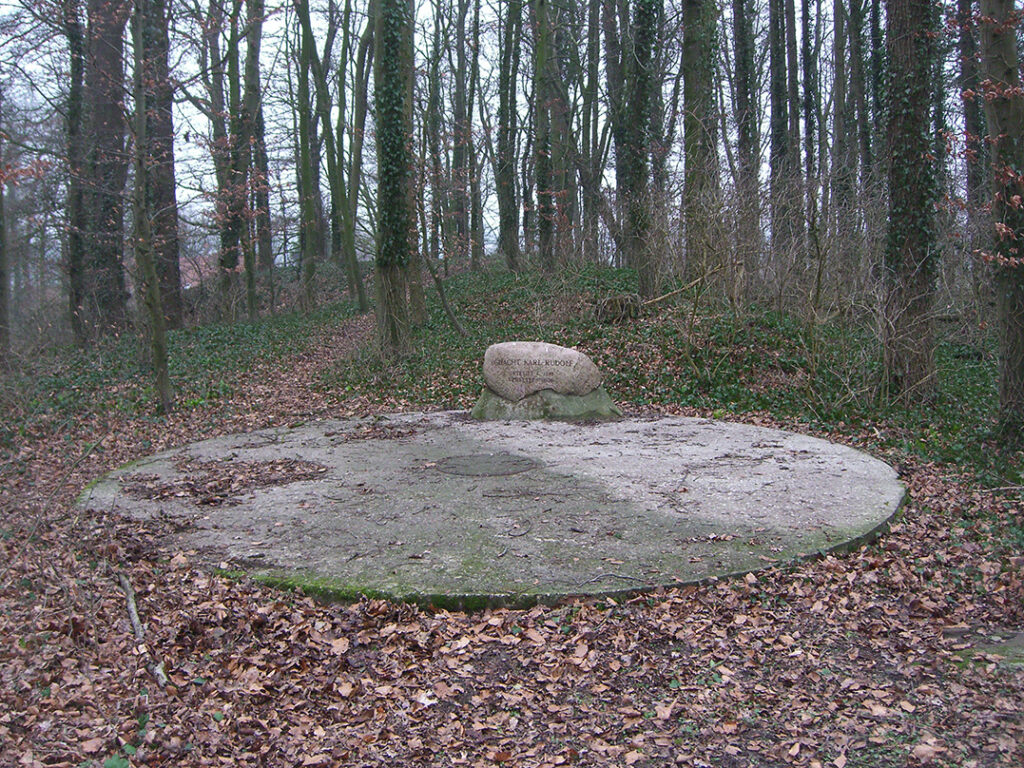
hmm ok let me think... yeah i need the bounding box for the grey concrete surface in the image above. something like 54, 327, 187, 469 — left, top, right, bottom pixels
77, 413, 905, 607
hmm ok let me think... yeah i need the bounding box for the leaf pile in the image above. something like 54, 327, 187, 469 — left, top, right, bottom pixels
123, 458, 329, 507
2, 306, 1023, 768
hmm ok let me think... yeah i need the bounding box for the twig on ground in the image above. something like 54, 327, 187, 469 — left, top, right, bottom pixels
507, 520, 533, 538
117, 573, 170, 689
575, 573, 650, 587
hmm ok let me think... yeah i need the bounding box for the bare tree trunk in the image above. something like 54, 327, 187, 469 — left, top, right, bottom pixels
404, 0, 426, 326
297, 0, 317, 310
139, 0, 182, 329
733, 0, 759, 300
623, 0, 658, 297
496, 0, 521, 270
0, 81, 7, 366
534, 0, 556, 272
85, 0, 131, 335
64, 0, 88, 345
958, 0, 988, 278
132, 0, 172, 412
580, 0, 601, 264
683, 0, 720, 281
344, 9, 373, 312
253, 100, 275, 310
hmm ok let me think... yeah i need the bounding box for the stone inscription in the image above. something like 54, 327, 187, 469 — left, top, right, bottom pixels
483, 341, 603, 402
493, 357, 574, 385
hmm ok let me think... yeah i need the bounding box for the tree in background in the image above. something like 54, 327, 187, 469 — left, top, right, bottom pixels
0, 79, 7, 367
374, 0, 413, 358
883, 0, 939, 402
979, 0, 1024, 438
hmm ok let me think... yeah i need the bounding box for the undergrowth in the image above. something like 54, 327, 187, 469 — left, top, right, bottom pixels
1, 264, 1018, 487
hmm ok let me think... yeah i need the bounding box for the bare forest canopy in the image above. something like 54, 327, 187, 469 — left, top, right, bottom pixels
0, 0, 1022, 430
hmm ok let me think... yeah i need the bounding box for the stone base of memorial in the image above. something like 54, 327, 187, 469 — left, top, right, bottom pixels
471, 385, 622, 421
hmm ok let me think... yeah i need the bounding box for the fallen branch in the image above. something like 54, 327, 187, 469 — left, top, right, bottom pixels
641, 267, 724, 308
117, 573, 169, 689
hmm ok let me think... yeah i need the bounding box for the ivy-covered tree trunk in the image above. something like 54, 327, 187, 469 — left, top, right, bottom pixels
374, 0, 413, 359
883, 0, 939, 403
979, 0, 1024, 438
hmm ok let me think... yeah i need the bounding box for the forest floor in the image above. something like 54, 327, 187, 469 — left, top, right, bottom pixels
1, 267, 1023, 768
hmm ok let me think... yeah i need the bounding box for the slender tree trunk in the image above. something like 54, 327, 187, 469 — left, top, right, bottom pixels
958, 0, 988, 272
64, 0, 88, 345
344, 9, 373, 312
580, 0, 601, 264
468, 0, 484, 269
733, 0, 759, 298
883, 0, 939, 402
404, 0, 426, 326
496, 0, 521, 270
253, 100, 275, 310
297, 0, 317, 309
0, 82, 7, 366
241, 0, 264, 320
623, 0, 658, 297
979, 0, 1024, 437
374, 0, 413, 358
534, 0, 555, 272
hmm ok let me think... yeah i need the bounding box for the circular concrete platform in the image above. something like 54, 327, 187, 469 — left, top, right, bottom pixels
78, 413, 905, 608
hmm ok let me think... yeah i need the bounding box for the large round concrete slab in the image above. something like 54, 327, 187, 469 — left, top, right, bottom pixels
77, 413, 905, 608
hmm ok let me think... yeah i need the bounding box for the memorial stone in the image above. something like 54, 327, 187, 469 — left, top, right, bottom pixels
473, 341, 621, 421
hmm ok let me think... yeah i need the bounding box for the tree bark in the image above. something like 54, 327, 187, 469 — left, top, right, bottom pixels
958, 0, 988, 270
979, 0, 1024, 437
84, 0, 131, 335
883, 0, 939, 402
64, 0, 88, 345
733, 0, 759, 298
683, 0, 720, 280
132, 0, 173, 412
297, 0, 317, 310
534, 0, 556, 272
496, 0, 521, 270
139, 0, 182, 329
0, 81, 7, 366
